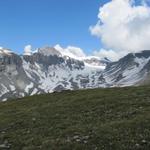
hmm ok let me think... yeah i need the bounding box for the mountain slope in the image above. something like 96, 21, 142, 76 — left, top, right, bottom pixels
103, 50, 150, 86
0, 86, 150, 150
0, 47, 150, 101
0, 47, 106, 101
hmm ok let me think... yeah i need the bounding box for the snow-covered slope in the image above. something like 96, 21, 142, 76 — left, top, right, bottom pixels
0, 47, 106, 101
0, 47, 150, 101
103, 51, 150, 86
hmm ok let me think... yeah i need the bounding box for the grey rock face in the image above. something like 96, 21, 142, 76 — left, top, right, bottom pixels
38, 47, 61, 56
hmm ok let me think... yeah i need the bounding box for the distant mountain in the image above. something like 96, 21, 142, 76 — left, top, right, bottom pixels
83, 56, 111, 67
103, 50, 150, 86
0, 47, 150, 101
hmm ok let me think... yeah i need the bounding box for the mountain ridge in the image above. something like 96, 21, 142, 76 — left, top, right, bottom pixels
0, 47, 150, 101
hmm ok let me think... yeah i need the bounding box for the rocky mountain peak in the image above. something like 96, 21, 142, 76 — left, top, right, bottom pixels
38, 47, 61, 57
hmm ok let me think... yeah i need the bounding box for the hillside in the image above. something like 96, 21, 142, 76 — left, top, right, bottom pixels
0, 86, 150, 150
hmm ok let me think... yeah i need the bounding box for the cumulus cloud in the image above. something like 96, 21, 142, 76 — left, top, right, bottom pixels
54, 44, 122, 61
54, 44, 86, 59
24, 45, 32, 55
93, 49, 124, 61
90, 0, 150, 60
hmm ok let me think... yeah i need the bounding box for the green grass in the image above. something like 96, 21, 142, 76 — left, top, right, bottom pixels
0, 86, 150, 150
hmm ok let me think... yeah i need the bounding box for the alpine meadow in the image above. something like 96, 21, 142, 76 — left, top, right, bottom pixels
0, 0, 150, 149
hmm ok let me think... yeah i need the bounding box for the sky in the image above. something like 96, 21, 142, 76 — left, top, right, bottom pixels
0, 0, 109, 54
1, 0, 150, 61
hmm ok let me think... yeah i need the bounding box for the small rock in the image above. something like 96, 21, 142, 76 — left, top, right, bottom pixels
83, 135, 90, 140
76, 139, 81, 142
26, 130, 30, 134
1, 131, 6, 134
73, 135, 79, 139
142, 139, 147, 144
0, 140, 11, 149
32, 117, 36, 121
135, 143, 140, 147
83, 140, 88, 144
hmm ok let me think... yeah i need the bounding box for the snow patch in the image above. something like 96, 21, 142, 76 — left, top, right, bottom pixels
25, 82, 34, 93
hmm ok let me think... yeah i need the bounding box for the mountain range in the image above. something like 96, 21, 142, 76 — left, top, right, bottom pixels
0, 47, 150, 101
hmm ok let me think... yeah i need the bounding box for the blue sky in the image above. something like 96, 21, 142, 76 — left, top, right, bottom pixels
0, 0, 110, 54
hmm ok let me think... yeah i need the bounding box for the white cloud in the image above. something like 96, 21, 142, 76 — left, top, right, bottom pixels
54, 44, 123, 61
93, 49, 127, 61
24, 45, 32, 55
90, 0, 150, 60
54, 44, 86, 59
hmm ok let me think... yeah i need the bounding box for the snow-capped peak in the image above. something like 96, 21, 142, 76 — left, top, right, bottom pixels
54, 44, 86, 60
0, 47, 13, 55
54, 44, 110, 68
